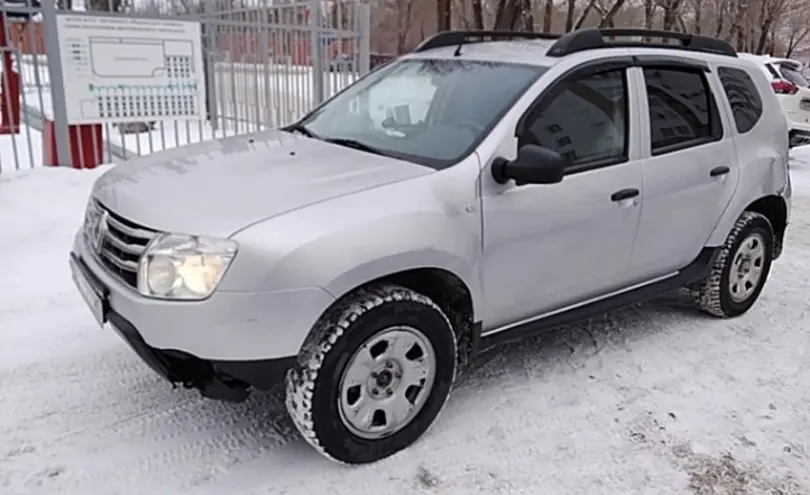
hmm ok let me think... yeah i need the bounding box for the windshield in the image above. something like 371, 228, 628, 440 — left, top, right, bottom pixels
296, 59, 546, 169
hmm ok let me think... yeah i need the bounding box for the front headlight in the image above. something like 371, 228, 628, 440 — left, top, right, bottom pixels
137, 234, 238, 300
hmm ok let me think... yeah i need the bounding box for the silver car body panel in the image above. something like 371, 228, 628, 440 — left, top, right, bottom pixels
91, 130, 434, 238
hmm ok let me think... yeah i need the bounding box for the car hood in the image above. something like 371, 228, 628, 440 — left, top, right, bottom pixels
91, 130, 433, 238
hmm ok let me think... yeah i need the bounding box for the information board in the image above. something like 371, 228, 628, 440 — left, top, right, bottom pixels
55, 14, 206, 125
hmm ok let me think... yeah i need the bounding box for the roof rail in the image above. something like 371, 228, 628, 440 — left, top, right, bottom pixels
546, 28, 737, 58
414, 30, 561, 53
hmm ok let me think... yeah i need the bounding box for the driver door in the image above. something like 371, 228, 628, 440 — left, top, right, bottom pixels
480, 63, 644, 331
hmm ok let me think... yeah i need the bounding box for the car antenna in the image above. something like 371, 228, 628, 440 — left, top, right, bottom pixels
453, 42, 463, 56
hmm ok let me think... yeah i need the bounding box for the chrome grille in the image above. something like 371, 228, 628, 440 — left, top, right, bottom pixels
84, 200, 157, 289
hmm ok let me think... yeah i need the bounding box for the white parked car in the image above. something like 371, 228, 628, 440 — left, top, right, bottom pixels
739, 53, 810, 146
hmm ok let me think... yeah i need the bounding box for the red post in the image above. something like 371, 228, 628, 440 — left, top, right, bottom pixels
43, 118, 104, 169
0, 13, 21, 135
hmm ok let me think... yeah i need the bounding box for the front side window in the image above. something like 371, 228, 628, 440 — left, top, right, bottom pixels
643, 67, 723, 154
519, 69, 628, 168
296, 59, 546, 169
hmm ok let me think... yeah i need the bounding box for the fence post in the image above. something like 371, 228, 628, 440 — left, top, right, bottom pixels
309, 0, 324, 106
358, 1, 371, 76
260, 4, 272, 128
41, 1, 72, 166
202, 0, 218, 131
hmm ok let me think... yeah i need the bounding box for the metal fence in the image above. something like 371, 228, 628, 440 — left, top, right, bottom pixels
0, 0, 370, 173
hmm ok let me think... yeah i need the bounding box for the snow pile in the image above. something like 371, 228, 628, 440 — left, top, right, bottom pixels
790, 144, 810, 196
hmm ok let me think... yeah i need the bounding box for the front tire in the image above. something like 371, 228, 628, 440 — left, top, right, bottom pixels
285, 284, 457, 465
690, 211, 775, 317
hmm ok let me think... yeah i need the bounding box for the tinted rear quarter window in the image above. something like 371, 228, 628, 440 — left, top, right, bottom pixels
717, 67, 763, 134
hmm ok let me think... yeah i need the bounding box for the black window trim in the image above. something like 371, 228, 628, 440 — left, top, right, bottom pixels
633, 54, 711, 73
639, 60, 725, 157
764, 62, 781, 79
515, 56, 634, 176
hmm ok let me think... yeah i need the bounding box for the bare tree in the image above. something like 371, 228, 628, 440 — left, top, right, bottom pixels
493, 0, 518, 29
521, 0, 534, 30
395, 0, 419, 52
643, 0, 655, 29
491, 0, 532, 30
781, 0, 810, 56
690, 0, 703, 34
541, 0, 554, 32
658, 0, 684, 31
438, 0, 452, 30
365, 0, 810, 57
598, 0, 628, 27
751, 0, 788, 53
573, 0, 598, 30
472, 0, 485, 29
564, 0, 577, 31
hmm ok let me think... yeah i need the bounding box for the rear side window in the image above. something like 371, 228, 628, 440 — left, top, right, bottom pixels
717, 67, 763, 134
642, 67, 723, 154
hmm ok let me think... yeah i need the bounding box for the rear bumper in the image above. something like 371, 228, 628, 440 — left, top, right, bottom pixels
70, 252, 296, 402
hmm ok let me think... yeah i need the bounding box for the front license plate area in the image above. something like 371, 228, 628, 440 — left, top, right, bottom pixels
70, 255, 108, 327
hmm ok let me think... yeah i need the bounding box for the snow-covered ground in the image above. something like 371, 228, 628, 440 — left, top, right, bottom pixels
0, 125, 43, 173
1, 153, 809, 495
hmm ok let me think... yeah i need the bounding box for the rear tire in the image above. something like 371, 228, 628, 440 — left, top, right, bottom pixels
285, 284, 457, 465
690, 211, 774, 318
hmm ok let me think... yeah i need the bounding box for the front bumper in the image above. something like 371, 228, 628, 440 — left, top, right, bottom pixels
71, 253, 295, 401
70, 231, 335, 399
72, 231, 333, 361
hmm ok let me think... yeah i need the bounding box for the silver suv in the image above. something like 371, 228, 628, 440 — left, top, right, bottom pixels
70, 28, 792, 465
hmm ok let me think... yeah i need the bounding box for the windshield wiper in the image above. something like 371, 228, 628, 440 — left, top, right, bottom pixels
286, 123, 319, 139
286, 127, 386, 157
323, 138, 385, 156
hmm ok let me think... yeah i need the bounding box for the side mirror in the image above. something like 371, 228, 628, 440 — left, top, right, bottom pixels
491, 144, 564, 186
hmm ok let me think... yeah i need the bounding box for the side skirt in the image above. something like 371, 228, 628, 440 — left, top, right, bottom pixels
474, 247, 721, 354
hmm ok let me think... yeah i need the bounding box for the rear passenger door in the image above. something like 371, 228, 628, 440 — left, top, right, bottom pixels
629, 58, 738, 279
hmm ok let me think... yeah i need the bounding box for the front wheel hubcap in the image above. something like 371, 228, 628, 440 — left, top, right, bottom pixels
729, 232, 766, 303
338, 326, 436, 439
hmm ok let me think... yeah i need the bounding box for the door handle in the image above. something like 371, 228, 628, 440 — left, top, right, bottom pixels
710, 166, 730, 177
610, 188, 640, 202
